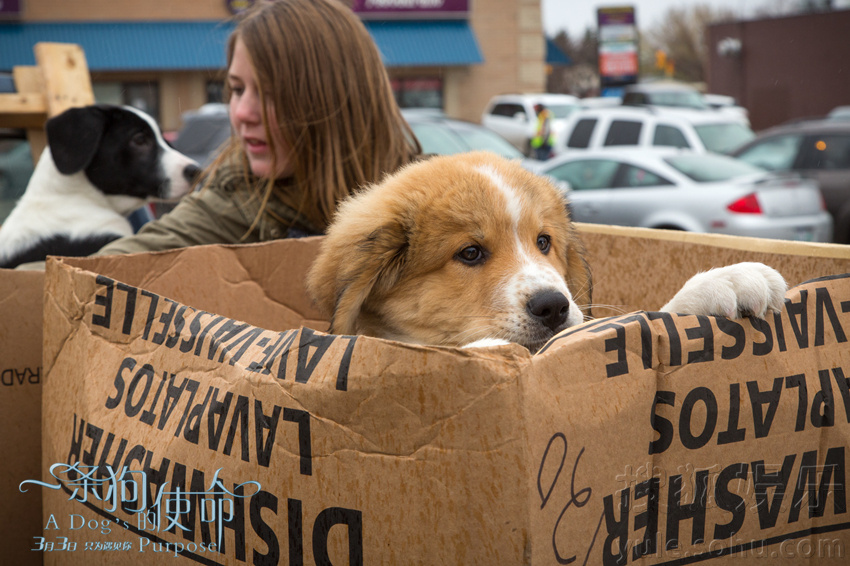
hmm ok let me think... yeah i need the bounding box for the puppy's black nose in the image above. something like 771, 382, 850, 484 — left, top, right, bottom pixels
183, 164, 202, 183
527, 290, 569, 331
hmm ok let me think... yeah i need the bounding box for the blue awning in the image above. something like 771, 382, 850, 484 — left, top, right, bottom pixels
364, 20, 483, 67
0, 20, 483, 72
0, 22, 235, 71
546, 37, 572, 66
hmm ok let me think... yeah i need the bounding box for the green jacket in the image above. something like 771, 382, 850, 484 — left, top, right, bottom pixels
97, 161, 321, 256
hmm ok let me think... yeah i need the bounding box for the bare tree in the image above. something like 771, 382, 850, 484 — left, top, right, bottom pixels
642, 4, 737, 83
546, 28, 600, 96
544, 1, 831, 94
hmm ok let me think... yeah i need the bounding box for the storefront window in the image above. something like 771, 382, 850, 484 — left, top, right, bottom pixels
92, 81, 160, 121
391, 77, 443, 109
123, 82, 160, 121
207, 80, 225, 103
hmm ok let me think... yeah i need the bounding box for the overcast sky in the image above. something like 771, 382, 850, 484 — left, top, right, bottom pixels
540, 0, 850, 38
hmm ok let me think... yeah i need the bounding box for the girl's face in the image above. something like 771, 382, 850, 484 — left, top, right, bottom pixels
228, 38, 293, 179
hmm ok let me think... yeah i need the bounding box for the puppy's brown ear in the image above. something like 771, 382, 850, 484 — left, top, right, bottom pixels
307, 195, 409, 336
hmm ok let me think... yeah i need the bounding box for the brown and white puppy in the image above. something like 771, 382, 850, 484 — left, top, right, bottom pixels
307, 151, 786, 351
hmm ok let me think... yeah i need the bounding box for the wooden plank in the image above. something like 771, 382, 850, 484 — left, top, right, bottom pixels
34, 42, 95, 116
0, 93, 48, 128
12, 66, 48, 161
12, 66, 45, 96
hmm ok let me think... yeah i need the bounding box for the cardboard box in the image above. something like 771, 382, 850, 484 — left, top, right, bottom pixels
23, 227, 850, 564
1, 269, 44, 566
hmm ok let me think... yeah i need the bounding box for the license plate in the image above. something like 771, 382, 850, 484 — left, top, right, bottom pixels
794, 226, 815, 241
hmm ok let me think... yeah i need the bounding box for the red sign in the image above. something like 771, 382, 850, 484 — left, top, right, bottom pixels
600, 51, 638, 77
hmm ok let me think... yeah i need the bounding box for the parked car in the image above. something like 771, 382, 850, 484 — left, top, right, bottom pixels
530, 147, 833, 242
731, 119, 850, 243
623, 83, 750, 126
402, 109, 529, 161
172, 105, 530, 167
579, 96, 622, 109
171, 103, 231, 167
556, 106, 755, 156
702, 93, 751, 126
480, 93, 582, 155
622, 82, 709, 110
827, 106, 850, 121
0, 134, 34, 224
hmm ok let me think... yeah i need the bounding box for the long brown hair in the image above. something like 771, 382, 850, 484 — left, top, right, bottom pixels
210, 0, 421, 232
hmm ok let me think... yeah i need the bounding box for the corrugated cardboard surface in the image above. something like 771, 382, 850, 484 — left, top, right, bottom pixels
1, 225, 847, 564
0, 269, 44, 566
31, 229, 850, 565
576, 224, 850, 318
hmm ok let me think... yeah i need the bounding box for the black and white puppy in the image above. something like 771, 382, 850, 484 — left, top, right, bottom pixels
0, 104, 200, 268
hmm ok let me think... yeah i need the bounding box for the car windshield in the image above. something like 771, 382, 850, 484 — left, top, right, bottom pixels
546, 104, 580, 119
694, 123, 756, 153
664, 153, 765, 182
408, 122, 469, 155
173, 115, 231, 166
448, 124, 525, 159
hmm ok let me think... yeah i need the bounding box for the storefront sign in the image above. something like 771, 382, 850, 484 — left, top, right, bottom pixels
597, 6, 638, 89
599, 42, 638, 77
0, 0, 23, 20
351, 0, 469, 19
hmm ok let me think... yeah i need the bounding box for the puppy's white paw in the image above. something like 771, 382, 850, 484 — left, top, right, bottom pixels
462, 338, 512, 349
661, 262, 787, 319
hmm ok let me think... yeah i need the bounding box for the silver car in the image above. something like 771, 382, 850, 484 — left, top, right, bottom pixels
532, 148, 833, 242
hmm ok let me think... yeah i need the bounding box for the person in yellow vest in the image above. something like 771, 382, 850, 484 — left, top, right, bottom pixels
530, 103, 555, 160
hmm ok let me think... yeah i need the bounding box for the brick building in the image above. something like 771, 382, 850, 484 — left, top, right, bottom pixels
707, 9, 850, 131
0, 0, 547, 130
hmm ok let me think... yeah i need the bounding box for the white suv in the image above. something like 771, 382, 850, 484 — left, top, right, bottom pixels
481, 93, 582, 155
555, 106, 755, 156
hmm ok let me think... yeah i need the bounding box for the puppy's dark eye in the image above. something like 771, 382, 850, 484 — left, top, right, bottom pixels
456, 245, 486, 266
537, 234, 551, 254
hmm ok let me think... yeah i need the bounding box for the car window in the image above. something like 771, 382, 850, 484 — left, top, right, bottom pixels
547, 104, 580, 119
653, 125, 690, 148
622, 92, 647, 106
735, 134, 803, 170
612, 164, 674, 188
491, 103, 526, 118
567, 118, 597, 148
546, 159, 619, 190
693, 123, 755, 153
604, 120, 642, 146
665, 153, 765, 182
408, 122, 467, 155
449, 125, 525, 159
798, 134, 850, 170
